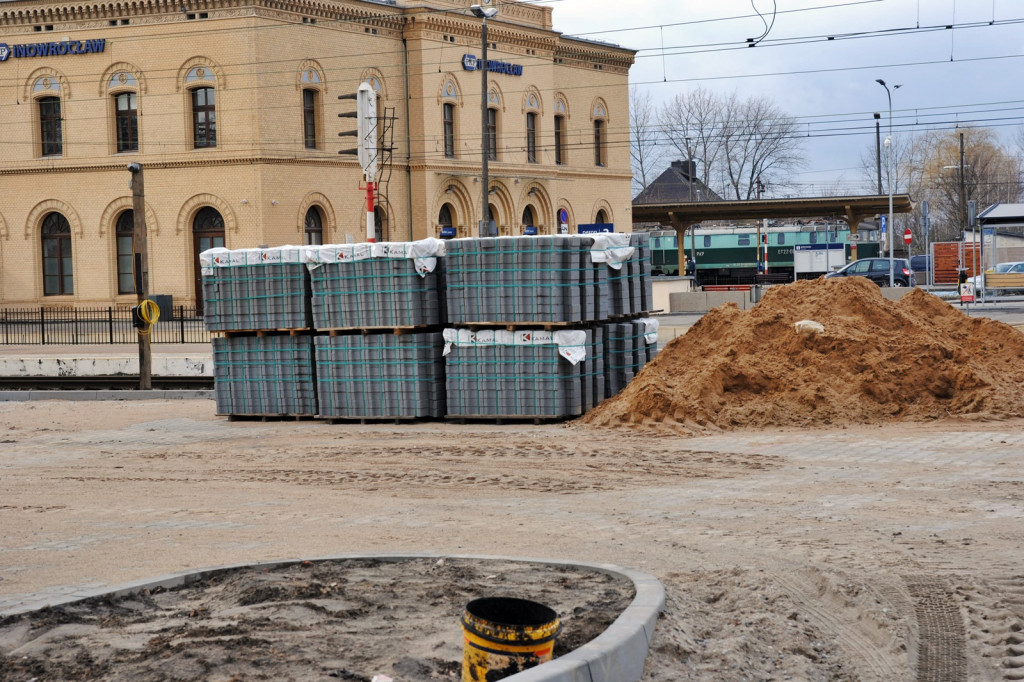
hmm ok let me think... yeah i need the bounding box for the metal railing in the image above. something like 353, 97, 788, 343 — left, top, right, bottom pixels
0, 306, 212, 345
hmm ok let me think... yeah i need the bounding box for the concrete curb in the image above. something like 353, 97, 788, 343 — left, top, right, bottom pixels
0, 553, 664, 682
0, 390, 214, 401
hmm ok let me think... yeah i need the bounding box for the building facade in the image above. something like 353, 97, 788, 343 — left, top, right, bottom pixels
0, 0, 634, 307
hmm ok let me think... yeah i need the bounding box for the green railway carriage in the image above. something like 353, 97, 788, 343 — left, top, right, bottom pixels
649, 225, 880, 284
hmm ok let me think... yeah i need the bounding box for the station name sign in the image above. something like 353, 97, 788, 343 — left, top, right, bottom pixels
462, 54, 523, 76
0, 38, 106, 62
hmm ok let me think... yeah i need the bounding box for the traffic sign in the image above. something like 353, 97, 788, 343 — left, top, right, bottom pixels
903, 228, 912, 245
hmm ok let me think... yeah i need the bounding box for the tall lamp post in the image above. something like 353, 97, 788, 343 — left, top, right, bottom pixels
471, 4, 498, 237
875, 79, 901, 286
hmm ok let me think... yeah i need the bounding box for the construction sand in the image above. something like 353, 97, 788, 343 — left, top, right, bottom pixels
2, 278, 1024, 681
582, 277, 1024, 431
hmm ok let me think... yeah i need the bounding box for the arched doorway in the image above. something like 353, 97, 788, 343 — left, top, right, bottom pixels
488, 203, 500, 237
191, 207, 225, 315
374, 206, 387, 242
304, 206, 323, 245
439, 203, 455, 238
522, 205, 536, 235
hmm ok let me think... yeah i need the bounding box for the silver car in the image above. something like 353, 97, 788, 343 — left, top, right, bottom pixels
970, 261, 1024, 294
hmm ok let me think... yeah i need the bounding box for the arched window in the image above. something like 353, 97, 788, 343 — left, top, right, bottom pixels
192, 207, 225, 314
191, 87, 216, 148
592, 99, 608, 167
304, 206, 323, 245
443, 102, 456, 158
299, 66, 324, 151
302, 89, 318, 149
596, 209, 608, 224
526, 112, 537, 164
39, 96, 63, 157
114, 92, 139, 153
486, 109, 498, 161
116, 210, 135, 294
553, 97, 568, 166
41, 212, 73, 295
441, 79, 459, 160
486, 89, 500, 161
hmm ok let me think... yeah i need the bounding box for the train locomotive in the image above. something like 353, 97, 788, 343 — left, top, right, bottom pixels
649, 224, 881, 286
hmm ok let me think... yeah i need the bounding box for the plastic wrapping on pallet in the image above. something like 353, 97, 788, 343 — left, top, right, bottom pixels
200, 246, 311, 332
589, 233, 635, 270
441, 328, 587, 365
443, 328, 598, 418
303, 238, 446, 277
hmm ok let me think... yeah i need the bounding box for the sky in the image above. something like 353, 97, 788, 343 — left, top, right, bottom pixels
547, 0, 1024, 197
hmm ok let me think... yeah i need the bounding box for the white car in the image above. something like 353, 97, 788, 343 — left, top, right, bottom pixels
969, 261, 1024, 294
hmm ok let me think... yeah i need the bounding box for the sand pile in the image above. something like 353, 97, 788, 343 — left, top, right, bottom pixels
581, 277, 1024, 431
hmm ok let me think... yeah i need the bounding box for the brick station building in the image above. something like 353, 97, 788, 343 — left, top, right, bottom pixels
0, 0, 634, 308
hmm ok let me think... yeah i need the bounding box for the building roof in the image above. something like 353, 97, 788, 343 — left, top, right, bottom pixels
978, 203, 1024, 227
633, 160, 721, 204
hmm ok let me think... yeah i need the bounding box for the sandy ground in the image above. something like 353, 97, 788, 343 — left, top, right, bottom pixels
2, 400, 1023, 680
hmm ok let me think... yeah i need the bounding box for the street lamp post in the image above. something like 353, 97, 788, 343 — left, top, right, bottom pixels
471, 4, 497, 238
876, 79, 900, 286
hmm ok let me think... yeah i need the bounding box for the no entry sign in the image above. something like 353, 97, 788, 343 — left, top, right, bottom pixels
903, 228, 912, 245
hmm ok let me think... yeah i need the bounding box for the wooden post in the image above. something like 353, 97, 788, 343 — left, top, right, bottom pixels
129, 163, 152, 390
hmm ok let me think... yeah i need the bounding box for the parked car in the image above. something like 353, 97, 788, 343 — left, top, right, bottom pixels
970, 261, 1024, 295
825, 257, 916, 287
910, 254, 930, 274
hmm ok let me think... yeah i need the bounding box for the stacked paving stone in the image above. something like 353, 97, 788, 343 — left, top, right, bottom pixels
603, 319, 659, 399
212, 334, 317, 416
305, 240, 446, 420
200, 246, 311, 332
304, 241, 445, 329
203, 235, 656, 421
315, 333, 446, 419
441, 234, 655, 419
203, 239, 446, 420
443, 329, 604, 418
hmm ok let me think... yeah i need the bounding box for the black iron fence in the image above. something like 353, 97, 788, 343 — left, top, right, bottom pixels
0, 306, 211, 345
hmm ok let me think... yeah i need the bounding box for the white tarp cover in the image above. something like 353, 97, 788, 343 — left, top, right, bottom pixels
638, 317, 660, 344
589, 233, 635, 270
302, 238, 446, 277
199, 245, 304, 276
442, 328, 588, 365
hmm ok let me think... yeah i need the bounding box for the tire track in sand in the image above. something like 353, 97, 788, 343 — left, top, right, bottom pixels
904, 575, 967, 682
767, 568, 904, 680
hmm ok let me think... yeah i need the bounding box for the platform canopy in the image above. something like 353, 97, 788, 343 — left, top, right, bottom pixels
632, 194, 914, 233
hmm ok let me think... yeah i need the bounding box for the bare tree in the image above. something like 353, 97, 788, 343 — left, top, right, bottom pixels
659, 87, 804, 200
720, 94, 804, 199
914, 128, 1024, 242
658, 87, 723, 193
629, 87, 664, 197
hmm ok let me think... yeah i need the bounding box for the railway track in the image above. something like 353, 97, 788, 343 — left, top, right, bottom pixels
0, 375, 213, 391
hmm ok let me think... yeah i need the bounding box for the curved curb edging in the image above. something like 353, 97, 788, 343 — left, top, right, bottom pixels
0, 552, 664, 682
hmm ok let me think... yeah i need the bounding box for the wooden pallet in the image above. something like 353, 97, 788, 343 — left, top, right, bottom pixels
223, 413, 317, 421
210, 328, 312, 338
444, 414, 574, 425
318, 325, 438, 337
454, 321, 582, 331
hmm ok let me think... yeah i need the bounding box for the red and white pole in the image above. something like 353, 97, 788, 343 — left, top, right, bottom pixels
365, 181, 376, 243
